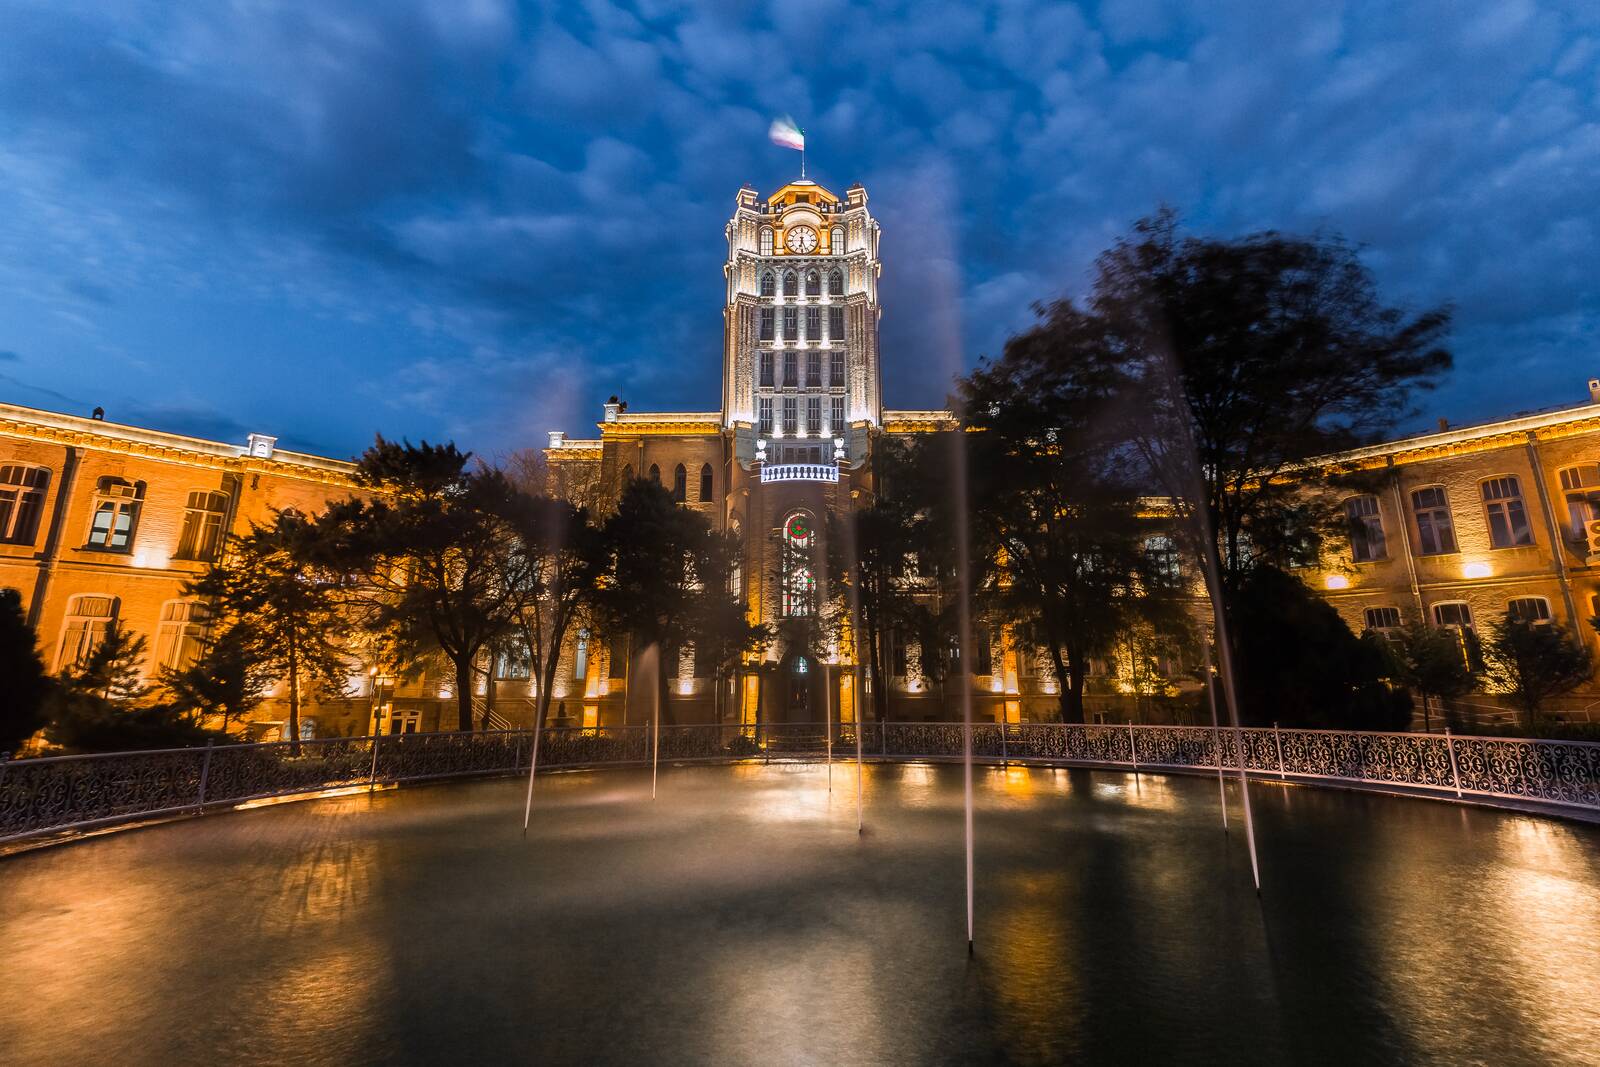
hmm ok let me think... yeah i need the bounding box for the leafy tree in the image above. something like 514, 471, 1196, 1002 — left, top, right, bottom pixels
0, 588, 52, 754
161, 625, 271, 734
327, 438, 525, 732
1483, 616, 1591, 727
958, 319, 1191, 723
186, 511, 350, 751
1229, 566, 1412, 729
687, 527, 770, 723
1387, 619, 1476, 732
597, 477, 743, 724
1088, 209, 1452, 588
498, 490, 606, 731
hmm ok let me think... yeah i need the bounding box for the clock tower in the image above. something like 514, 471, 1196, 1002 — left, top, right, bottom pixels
721, 179, 882, 471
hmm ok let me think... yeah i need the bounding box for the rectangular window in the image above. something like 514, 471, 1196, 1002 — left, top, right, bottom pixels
1559, 464, 1600, 540
831, 396, 845, 433
87, 481, 140, 551
1410, 485, 1457, 555
1145, 535, 1181, 581
805, 307, 820, 340
609, 632, 629, 680
574, 630, 589, 682
1363, 606, 1402, 631
175, 491, 229, 562
1482, 476, 1534, 548
807, 397, 822, 435
782, 397, 798, 435
58, 595, 115, 670
783, 351, 798, 387
782, 307, 797, 341
759, 308, 774, 341
759, 351, 774, 387
973, 631, 992, 675
829, 349, 844, 386
0, 464, 49, 545
829, 306, 844, 341
806, 351, 821, 387
1507, 597, 1552, 623
758, 398, 773, 435
155, 601, 209, 671
759, 229, 773, 255
1346, 495, 1386, 562
1432, 601, 1474, 630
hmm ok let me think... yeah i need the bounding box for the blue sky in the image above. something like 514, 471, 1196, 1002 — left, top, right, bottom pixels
1, 0, 1596, 459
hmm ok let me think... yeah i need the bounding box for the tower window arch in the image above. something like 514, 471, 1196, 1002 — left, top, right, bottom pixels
649, 464, 661, 485
759, 271, 775, 297
831, 227, 845, 254
672, 464, 687, 502
805, 270, 820, 296
759, 227, 773, 255
780, 511, 817, 617
783, 271, 798, 297
828, 269, 843, 295
699, 464, 713, 502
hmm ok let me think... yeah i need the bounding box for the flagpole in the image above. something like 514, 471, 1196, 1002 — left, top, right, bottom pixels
801, 129, 806, 179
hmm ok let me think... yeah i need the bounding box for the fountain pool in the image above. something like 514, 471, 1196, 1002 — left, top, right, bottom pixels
1, 762, 1597, 1065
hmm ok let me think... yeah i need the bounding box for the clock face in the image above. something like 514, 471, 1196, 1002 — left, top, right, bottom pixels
785, 226, 818, 254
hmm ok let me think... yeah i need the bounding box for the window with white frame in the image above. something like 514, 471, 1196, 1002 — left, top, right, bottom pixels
86, 478, 141, 551
1482, 476, 1534, 548
830, 228, 844, 255
1410, 485, 1457, 555
830, 396, 845, 433
782, 397, 798, 435
828, 306, 844, 342
0, 464, 49, 545
806, 351, 821, 387
1363, 606, 1402, 632
759, 228, 773, 255
782, 306, 797, 341
1507, 596, 1552, 623
805, 306, 820, 340
574, 629, 589, 681
175, 490, 229, 562
1345, 495, 1386, 562
154, 600, 208, 671
58, 594, 116, 670
830, 349, 844, 386
1432, 601, 1474, 630
758, 398, 773, 435
783, 350, 797, 387
1558, 464, 1600, 541
807, 396, 822, 435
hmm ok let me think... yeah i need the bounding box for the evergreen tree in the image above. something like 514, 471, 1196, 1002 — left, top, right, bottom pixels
186, 511, 349, 751
0, 588, 51, 754
161, 625, 271, 733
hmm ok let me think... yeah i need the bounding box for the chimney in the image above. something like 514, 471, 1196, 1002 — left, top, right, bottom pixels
245, 433, 277, 459
547, 430, 565, 449
1437, 417, 1449, 432
603, 401, 620, 423
91, 406, 104, 421
1588, 378, 1600, 404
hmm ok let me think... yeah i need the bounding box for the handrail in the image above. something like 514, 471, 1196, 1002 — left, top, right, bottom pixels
759, 463, 839, 483
3, 722, 1596, 844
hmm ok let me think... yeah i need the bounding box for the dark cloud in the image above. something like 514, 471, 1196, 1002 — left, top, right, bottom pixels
0, 350, 19, 362
0, 0, 1595, 458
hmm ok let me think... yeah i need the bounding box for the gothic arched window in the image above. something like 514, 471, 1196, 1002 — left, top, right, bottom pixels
672, 464, 687, 502
780, 511, 817, 617
783, 271, 798, 297
805, 270, 820, 296
699, 464, 713, 501
649, 464, 661, 485
828, 269, 843, 296
759, 271, 775, 297
759, 227, 773, 255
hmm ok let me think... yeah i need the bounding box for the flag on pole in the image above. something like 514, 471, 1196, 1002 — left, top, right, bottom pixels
768, 116, 805, 152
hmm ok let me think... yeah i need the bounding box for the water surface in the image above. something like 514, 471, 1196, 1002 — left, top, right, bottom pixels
2, 763, 1597, 1065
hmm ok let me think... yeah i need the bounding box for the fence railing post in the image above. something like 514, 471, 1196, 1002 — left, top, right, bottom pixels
1128, 720, 1138, 774
881, 720, 887, 756
368, 734, 382, 791
196, 740, 214, 811
1446, 727, 1463, 798
999, 720, 1008, 766
1274, 722, 1285, 780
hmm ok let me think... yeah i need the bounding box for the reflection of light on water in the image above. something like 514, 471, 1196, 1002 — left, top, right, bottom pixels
988, 872, 1082, 1061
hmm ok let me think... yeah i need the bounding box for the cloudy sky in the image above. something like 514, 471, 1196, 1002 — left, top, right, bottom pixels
1, 0, 1596, 459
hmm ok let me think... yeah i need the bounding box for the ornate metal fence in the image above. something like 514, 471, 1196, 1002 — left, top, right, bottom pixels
3, 722, 1597, 843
